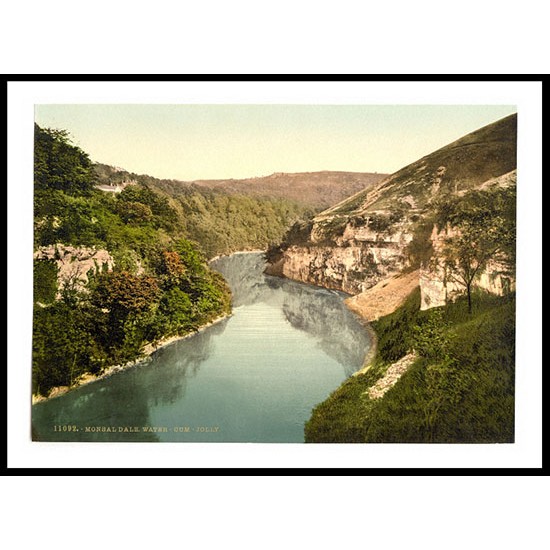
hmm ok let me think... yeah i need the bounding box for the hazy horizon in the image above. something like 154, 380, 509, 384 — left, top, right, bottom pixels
34, 104, 516, 181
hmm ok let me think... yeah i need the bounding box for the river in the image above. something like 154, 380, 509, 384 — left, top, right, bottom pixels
31, 252, 372, 442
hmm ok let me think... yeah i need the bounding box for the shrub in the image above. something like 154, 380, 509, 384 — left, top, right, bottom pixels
33, 259, 58, 303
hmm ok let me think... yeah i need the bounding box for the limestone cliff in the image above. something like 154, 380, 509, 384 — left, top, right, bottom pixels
34, 244, 114, 297
419, 172, 516, 310
269, 114, 517, 312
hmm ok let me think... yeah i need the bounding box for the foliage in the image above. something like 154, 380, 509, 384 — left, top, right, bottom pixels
372, 288, 422, 362
316, 216, 349, 241
435, 186, 516, 312
305, 290, 515, 443
367, 211, 403, 233
282, 220, 315, 246
117, 185, 178, 231
33, 259, 58, 303
32, 126, 232, 396
176, 191, 314, 258
115, 200, 153, 224
92, 271, 160, 317
34, 124, 96, 195
32, 302, 106, 394
158, 250, 186, 286
93, 163, 316, 258
154, 288, 195, 336
409, 308, 453, 360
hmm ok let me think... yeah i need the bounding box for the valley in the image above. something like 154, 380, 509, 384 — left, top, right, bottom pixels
32, 112, 517, 444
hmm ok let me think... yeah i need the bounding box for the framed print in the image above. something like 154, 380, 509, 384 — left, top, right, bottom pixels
7, 78, 543, 470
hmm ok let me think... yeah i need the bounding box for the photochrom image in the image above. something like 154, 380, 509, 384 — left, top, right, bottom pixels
31, 104, 517, 443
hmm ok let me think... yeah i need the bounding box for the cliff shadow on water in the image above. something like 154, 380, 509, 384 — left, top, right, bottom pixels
211, 252, 372, 376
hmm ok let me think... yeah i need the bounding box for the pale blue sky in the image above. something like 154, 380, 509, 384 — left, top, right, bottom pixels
34, 104, 517, 180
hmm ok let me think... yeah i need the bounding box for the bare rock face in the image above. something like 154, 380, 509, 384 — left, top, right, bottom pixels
272, 116, 517, 313
419, 238, 515, 311
366, 353, 418, 399
34, 244, 114, 296
419, 170, 516, 310
277, 212, 414, 295
279, 234, 411, 295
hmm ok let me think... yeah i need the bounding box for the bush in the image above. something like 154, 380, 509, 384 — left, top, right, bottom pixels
33, 259, 58, 303
116, 201, 153, 224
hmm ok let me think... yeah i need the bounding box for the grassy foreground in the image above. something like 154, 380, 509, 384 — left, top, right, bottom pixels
305, 288, 515, 443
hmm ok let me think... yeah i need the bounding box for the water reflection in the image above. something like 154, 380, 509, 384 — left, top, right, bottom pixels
32, 319, 228, 442
32, 253, 371, 442
32, 368, 160, 441
212, 253, 370, 375
211, 252, 268, 307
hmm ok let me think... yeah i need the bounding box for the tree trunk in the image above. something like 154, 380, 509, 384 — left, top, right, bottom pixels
467, 283, 472, 314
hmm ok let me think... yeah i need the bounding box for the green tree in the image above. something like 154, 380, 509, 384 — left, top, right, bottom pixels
90, 271, 161, 360
92, 271, 160, 319
32, 302, 102, 394
436, 187, 515, 313
158, 250, 186, 287
33, 259, 58, 303
116, 200, 153, 224
34, 124, 96, 195
155, 287, 195, 336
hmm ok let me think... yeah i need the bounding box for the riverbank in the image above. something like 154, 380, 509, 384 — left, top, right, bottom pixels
349, 316, 378, 376
305, 289, 516, 443
32, 250, 262, 405
31, 313, 231, 405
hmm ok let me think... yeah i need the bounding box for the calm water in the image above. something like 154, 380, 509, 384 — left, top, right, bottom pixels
32, 253, 371, 442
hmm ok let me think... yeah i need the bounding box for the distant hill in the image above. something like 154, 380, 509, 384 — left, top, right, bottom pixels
93, 165, 387, 258
94, 165, 387, 210
188, 171, 387, 210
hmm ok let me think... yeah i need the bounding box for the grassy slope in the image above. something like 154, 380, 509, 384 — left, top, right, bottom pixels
328, 113, 517, 216
276, 114, 517, 252
305, 289, 515, 443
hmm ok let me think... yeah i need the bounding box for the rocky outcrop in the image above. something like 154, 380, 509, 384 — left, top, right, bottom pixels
34, 244, 114, 296
274, 215, 414, 294
419, 224, 515, 310
365, 353, 418, 399
276, 242, 406, 295
271, 116, 517, 315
